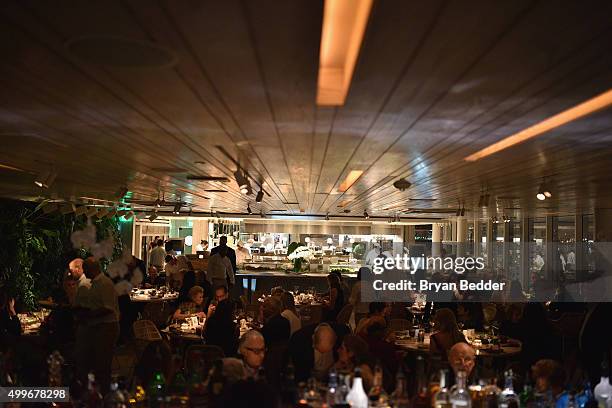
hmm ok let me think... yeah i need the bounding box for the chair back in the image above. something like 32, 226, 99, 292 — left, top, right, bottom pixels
184, 344, 225, 379
133, 319, 162, 342
299, 304, 323, 326
336, 304, 354, 325
389, 318, 412, 332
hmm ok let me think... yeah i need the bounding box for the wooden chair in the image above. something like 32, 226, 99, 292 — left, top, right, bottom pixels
133, 319, 162, 342
184, 344, 225, 379
336, 304, 354, 326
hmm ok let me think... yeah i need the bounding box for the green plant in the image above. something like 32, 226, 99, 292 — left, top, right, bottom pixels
287, 242, 301, 256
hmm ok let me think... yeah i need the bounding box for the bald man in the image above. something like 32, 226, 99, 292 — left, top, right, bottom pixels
448, 342, 476, 378
289, 322, 345, 383
69, 258, 90, 288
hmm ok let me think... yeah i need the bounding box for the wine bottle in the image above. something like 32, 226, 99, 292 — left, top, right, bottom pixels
86, 372, 104, 408
482, 376, 501, 408
434, 369, 452, 408
391, 368, 410, 408
595, 355, 612, 407
346, 367, 368, 408
498, 370, 519, 408
368, 363, 389, 407
103, 376, 126, 408
449, 370, 472, 408
147, 371, 165, 408
412, 355, 429, 408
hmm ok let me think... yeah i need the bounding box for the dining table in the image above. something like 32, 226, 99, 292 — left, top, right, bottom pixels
130, 288, 179, 303
394, 330, 522, 359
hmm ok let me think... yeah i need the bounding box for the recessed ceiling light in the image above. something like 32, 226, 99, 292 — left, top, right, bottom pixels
465, 88, 612, 161
338, 170, 363, 192
317, 0, 373, 106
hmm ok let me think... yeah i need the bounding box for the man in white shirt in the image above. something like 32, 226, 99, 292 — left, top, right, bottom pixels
149, 239, 166, 269
75, 257, 120, 394
206, 246, 234, 289
196, 240, 208, 252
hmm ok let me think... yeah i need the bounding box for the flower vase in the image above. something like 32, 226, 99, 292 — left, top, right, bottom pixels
293, 258, 303, 273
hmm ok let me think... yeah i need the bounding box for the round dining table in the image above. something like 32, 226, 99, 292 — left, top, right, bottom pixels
394, 332, 522, 359
130, 288, 179, 303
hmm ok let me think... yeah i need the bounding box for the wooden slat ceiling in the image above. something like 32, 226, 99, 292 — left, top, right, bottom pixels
0, 0, 611, 219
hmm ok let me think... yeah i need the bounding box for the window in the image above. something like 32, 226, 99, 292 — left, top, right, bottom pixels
553, 216, 576, 281
528, 218, 546, 292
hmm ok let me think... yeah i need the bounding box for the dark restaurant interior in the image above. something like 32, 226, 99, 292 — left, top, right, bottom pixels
1, 0, 612, 407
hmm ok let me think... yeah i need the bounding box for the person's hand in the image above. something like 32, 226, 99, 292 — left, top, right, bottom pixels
207, 304, 216, 318
196, 311, 206, 319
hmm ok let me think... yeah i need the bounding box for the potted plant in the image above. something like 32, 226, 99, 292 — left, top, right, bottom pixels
287, 242, 312, 273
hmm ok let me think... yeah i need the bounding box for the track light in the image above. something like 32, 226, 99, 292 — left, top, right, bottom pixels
542, 182, 552, 198
456, 208, 461, 217
460, 207, 465, 217
325, 213, 330, 221
364, 210, 369, 219
536, 184, 546, 201
247, 204, 252, 215
149, 211, 158, 222
34, 168, 57, 189
234, 170, 252, 195
256, 190, 264, 203
173, 203, 181, 215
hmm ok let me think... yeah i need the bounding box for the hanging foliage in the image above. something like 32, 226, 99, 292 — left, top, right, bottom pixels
0, 199, 123, 311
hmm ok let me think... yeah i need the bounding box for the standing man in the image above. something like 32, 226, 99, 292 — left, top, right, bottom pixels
149, 239, 166, 270
69, 258, 91, 289
74, 258, 120, 394
210, 236, 237, 285
207, 247, 235, 290
196, 240, 209, 253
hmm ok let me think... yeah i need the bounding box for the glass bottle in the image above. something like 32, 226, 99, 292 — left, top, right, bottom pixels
86, 372, 104, 408
450, 370, 472, 408
303, 377, 322, 408
391, 368, 410, 408
412, 356, 429, 408
147, 371, 166, 408
346, 367, 368, 408
336, 374, 350, 407
368, 363, 389, 407
482, 376, 500, 408
327, 368, 339, 407
281, 360, 299, 407
595, 356, 612, 408
104, 377, 127, 408
498, 370, 519, 408
434, 369, 452, 408
520, 371, 535, 408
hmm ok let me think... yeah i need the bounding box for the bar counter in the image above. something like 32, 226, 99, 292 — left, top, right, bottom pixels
235, 270, 357, 300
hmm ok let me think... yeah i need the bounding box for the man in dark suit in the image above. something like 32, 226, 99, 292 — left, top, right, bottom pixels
288, 322, 351, 383
260, 296, 290, 348
210, 236, 237, 283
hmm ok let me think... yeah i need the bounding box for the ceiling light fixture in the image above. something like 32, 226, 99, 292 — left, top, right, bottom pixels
124, 211, 134, 220
338, 170, 363, 192
536, 186, 546, 201
149, 211, 158, 222
247, 204, 252, 215
325, 213, 330, 221
234, 170, 252, 195
317, 0, 374, 106
363, 210, 369, 219
34, 167, 57, 189
465, 88, 612, 161
255, 190, 264, 203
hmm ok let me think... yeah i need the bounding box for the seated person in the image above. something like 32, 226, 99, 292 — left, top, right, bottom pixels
0, 290, 21, 347
356, 302, 391, 337
270, 286, 284, 297
206, 285, 232, 318
334, 334, 375, 390
238, 330, 266, 379
260, 296, 290, 348
289, 323, 338, 383
177, 271, 197, 304
448, 342, 476, 381
143, 266, 165, 288
204, 299, 238, 357
324, 273, 345, 322
429, 308, 467, 361
532, 359, 567, 405
279, 291, 301, 335
364, 322, 400, 376
173, 286, 206, 321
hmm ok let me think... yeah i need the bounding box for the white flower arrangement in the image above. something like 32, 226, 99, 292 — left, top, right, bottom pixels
287, 245, 312, 261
